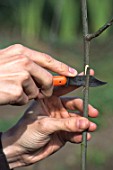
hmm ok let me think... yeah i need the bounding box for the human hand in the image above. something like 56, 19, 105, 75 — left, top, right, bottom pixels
2, 96, 98, 169
0, 44, 77, 105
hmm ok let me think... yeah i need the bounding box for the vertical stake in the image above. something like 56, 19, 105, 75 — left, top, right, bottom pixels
81, 0, 90, 170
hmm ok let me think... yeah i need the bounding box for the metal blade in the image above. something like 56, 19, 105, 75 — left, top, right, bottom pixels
68, 76, 107, 87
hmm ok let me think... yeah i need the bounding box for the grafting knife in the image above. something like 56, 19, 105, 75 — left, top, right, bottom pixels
53, 75, 107, 87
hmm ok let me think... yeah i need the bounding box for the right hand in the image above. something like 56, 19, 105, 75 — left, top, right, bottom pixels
0, 44, 77, 105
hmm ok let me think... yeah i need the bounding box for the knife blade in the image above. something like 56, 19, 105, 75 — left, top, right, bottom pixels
53, 75, 107, 87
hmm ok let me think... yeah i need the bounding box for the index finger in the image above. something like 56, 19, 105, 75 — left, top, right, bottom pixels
61, 97, 99, 118
5, 44, 77, 77
23, 47, 78, 77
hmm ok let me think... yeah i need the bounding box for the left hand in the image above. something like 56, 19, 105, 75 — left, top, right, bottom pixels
2, 95, 98, 169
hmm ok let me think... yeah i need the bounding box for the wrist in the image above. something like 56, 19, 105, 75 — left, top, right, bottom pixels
1, 131, 23, 169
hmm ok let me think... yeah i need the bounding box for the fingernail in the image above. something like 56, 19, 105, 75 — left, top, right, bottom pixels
93, 108, 99, 115
91, 122, 97, 129
79, 118, 88, 129
94, 108, 98, 112
69, 67, 78, 75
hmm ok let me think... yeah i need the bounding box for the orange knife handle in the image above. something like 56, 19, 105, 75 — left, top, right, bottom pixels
53, 76, 67, 86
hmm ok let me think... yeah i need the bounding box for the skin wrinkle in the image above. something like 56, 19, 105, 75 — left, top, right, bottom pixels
43, 96, 68, 118
2, 95, 97, 169
43, 54, 54, 64
0, 44, 78, 104
0, 44, 98, 169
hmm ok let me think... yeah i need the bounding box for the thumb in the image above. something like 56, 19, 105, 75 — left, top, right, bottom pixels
41, 117, 90, 135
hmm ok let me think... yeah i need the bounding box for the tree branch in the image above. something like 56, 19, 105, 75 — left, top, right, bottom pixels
80, 2, 113, 170
81, 0, 90, 170
81, 66, 90, 170
86, 18, 113, 41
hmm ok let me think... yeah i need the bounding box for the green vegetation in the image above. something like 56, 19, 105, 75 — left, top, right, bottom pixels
88, 149, 107, 167
0, 119, 16, 131
0, 1, 112, 43
0, 1, 113, 170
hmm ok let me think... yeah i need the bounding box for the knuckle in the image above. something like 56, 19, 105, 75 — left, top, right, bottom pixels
16, 88, 23, 99
41, 74, 53, 97
14, 87, 23, 101
65, 119, 73, 131
43, 53, 54, 64
21, 71, 30, 81
19, 55, 32, 68
12, 44, 24, 54
78, 118, 89, 131
22, 157, 33, 166
43, 73, 53, 89
59, 62, 67, 73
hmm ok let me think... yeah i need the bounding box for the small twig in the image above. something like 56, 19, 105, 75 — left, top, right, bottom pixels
86, 18, 113, 41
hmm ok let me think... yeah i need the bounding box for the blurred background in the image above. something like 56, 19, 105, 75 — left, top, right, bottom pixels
0, 0, 113, 170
